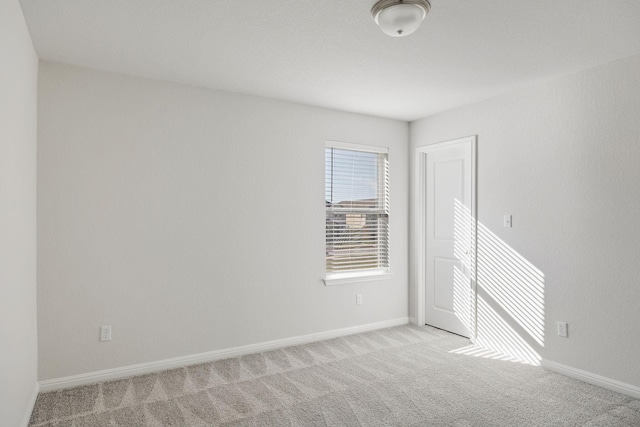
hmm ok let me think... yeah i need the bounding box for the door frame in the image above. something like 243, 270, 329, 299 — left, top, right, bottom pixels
414, 135, 478, 340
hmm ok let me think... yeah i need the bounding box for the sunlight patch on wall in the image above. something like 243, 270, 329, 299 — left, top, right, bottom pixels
474, 295, 541, 365
450, 199, 544, 366
477, 221, 545, 346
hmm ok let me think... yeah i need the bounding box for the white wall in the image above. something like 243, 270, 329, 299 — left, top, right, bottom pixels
37, 62, 409, 380
0, 0, 39, 424
410, 54, 640, 387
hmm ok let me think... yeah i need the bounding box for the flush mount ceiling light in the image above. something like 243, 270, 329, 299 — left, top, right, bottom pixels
371, 0, 431, 37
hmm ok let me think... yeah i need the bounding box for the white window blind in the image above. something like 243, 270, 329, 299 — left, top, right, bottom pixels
325, 144, 389, 275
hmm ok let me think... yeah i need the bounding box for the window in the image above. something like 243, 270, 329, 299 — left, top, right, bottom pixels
325, 142, 390, 283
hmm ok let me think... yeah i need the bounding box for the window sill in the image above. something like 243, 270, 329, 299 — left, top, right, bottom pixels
323, 270, 392, 286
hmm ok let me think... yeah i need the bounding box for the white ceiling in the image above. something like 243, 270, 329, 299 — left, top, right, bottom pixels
20, 0, 640, 121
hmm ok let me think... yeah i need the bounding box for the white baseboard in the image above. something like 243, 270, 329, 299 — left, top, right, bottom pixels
21, 381, 40, 427
39, 317, 409, 392
409, 316, 418, 325
541, 359, 640, 399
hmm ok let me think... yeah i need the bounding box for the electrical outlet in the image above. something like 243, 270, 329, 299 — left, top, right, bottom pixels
356, 294, 363, 305
100, 325, 112, 342
557, 321, 568, 338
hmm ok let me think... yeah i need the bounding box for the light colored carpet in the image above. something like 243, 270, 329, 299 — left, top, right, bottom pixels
29, 325, 640, 426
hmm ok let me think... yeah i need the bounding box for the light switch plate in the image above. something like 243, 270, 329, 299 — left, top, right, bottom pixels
557, 321, 568, 337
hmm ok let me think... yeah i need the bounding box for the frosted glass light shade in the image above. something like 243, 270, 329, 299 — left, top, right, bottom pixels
372, 0, 430, 37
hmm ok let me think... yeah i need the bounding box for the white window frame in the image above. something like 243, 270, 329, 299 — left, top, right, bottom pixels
324, 140, 391, 286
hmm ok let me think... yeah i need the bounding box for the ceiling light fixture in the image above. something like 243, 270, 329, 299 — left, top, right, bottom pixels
371, 0, 431, 37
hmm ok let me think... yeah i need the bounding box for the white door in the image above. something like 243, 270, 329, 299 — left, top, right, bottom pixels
424, 137, 476, 337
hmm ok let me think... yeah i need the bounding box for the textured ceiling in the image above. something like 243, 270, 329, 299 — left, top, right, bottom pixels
19, 0, 640, 121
